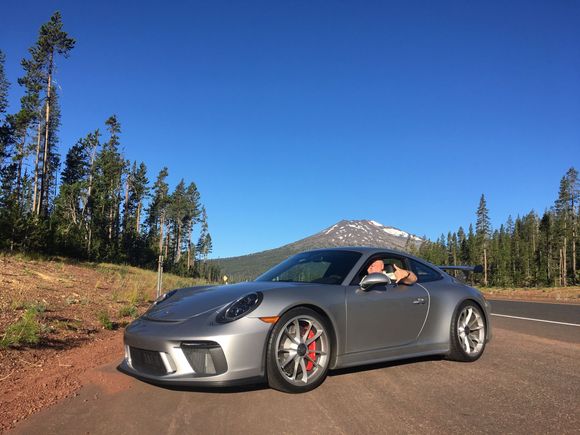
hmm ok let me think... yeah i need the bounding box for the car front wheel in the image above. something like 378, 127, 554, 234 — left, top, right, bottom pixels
448, 301, 487, 362
266, 307, 331, 393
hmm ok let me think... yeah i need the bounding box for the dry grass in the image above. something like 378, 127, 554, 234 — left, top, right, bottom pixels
481, 286, 580, 303
0, 254, 211, 350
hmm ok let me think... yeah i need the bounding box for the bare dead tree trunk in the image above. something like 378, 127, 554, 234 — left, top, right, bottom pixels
32, 121, 42, 214
186, 224, 192, 271
123, 178, 129, 230
563, 237, 567, 287
483, 247, 488, 286
83, 139, 97, 257
136, 202, 141, 233
175, 223, 182, 263
16, 129, 27, 208
572, 208, 577, 284
164, 225, 169, 259
39, 51, 54, 216
157, 214, 165, 298
108, 203, 113, 241
573, 230, 577, 285
559, 248, 563, 286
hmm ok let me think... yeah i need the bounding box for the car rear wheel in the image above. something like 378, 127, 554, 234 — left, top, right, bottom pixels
448, 301, 487, 362
266, 307, 331, 393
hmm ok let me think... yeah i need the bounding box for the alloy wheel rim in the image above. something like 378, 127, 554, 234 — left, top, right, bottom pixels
275, 316, 329, 386
457, 306, 485, 356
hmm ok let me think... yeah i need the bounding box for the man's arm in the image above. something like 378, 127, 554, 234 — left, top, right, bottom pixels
393, 264, 418, 285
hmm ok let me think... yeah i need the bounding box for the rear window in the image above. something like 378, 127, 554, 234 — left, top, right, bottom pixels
410, 259, 442, 283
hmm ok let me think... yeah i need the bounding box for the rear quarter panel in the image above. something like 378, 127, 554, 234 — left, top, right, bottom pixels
417, 277, 490, 348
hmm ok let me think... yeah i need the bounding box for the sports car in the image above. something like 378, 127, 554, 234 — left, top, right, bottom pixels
119, 247, 491, 393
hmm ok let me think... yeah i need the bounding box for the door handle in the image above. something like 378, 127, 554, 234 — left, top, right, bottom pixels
413, 297, 426, 304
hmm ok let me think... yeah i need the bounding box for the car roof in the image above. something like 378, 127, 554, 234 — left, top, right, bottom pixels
305, 246, 405, 255
303, 246, 441, 270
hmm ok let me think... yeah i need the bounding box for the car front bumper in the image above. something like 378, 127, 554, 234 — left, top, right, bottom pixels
120, 314, 272, 386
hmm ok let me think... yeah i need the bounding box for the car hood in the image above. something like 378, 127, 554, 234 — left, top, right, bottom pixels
143, 281, 305, 322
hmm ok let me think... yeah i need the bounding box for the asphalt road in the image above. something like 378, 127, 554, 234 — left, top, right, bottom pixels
12, 301, 580, 435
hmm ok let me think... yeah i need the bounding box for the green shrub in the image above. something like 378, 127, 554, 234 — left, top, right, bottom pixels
0, 309, 41, 348
118, 305, 138, 318
97, 311, 114, 330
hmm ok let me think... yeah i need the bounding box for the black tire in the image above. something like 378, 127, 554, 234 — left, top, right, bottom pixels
266, 307, 332, 393
448, 300, 487, 362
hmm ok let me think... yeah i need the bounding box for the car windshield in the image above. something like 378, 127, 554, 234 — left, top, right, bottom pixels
255, 250, 362, 285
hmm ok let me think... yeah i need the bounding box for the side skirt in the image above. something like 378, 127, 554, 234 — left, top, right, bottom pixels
334, 343, 448, 369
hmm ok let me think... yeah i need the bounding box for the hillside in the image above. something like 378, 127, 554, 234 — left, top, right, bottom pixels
0, 254, 210, 431
214, 220, 423, 281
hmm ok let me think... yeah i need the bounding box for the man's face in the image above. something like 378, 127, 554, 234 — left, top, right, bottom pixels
367, 259, 384, 274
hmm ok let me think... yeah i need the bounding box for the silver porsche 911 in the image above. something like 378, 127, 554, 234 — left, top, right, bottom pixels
119, 248, 491, 393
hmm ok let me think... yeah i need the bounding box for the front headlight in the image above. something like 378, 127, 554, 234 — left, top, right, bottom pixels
216, 292, 263, 323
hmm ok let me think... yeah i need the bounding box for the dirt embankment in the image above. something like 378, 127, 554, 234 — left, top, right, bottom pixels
0, 255, 203, 433
481, 286, 580, 304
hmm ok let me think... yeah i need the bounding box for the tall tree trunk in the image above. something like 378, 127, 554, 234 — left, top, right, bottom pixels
84, 140, 97, 257
563, 237, 567, 286
175, 223, 182, 263
136, 202, 141, 233
164, 225, 169, 259
186, 224, 192, 271
16, 129, 27, 208
123, 178, 129, 231
32, 121, 42, 214
156, 215, 165, 298
39, 50, 54, 216
108, 204, 113, 241
559, 248, 563, 286
483, 247, 488, 286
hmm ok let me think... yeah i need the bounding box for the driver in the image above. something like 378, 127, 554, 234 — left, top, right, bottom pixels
367, 259, 417, 285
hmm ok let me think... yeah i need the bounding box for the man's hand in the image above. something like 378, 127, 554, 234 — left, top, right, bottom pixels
393, 264, 417, 284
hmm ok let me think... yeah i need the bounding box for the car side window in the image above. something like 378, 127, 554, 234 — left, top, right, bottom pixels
409, 259, 442, 283
351, 255, 407, 285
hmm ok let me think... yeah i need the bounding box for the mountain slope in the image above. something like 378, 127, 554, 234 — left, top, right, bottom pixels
213, 220, 422, 281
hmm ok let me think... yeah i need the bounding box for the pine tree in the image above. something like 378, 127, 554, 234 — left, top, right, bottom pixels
196, 206, 212, 263
167, 179, 188, 265
553, 169, 579, 286
0, 49, 11, 180
475, 194, 491, 285
53, 136, 92, 255
32, 12, 75, 215
185, 182, 201, 271
146, 167, 170, 285
122, 161, 149, 264
91, 116, 125, 259
0, 50, 8, 116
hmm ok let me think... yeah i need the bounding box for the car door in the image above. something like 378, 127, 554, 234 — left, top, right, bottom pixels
345, 254, 429, 354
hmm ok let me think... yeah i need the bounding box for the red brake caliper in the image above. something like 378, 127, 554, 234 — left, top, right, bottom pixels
306, 329, 316, 371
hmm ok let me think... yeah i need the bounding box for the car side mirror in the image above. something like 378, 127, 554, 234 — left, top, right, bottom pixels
360, 273, 392, 291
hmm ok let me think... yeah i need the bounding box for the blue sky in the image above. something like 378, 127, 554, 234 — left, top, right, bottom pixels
1, 1, 579, 258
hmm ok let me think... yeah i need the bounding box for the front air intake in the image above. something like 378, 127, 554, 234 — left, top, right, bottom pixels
181, 341, 228, 376
129, 347, 167, 376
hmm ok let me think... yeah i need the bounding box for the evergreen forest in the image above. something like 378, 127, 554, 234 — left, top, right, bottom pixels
0, 13, 221, 281
410, 168, 579, 288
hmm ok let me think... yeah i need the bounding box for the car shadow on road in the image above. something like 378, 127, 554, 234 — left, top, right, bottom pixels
117, 355, 444, 394
328, 355, 444, 377
116, 365, 268, 393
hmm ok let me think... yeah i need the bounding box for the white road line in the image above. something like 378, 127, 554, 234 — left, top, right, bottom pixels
491, 313, 580, 327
